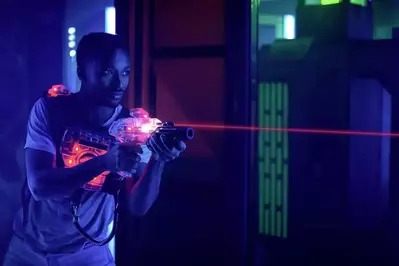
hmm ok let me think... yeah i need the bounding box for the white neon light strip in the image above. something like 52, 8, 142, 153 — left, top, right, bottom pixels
283, 15, 296, 40
105, 8, 117, 259
105, 6, 117, 259
105, 7, 116, 35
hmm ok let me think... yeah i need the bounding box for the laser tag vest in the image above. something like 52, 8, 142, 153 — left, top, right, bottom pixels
15, 93, 130, 253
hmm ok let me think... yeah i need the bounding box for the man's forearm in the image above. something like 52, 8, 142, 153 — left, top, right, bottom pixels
30, 155, 107, 200
127, 158, 165, 215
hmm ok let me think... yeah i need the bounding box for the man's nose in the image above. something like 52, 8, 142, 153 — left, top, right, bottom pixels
119, 75, 129, 89
111, 74, 122, 88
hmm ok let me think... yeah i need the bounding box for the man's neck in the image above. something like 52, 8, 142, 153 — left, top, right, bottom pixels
76, 89, 117, 126
87, 105, 116, 126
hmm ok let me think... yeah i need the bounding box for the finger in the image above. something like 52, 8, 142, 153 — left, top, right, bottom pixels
175, 141, 186, 151
148, 137, 175, 161
157, 136, 180, 159
108, 142, 120, 152
153, 134, 170, 152
129, 146, 143, 154
124, 152, 141, 163
124, 152, 140, 160
120, 143, 143, 153
167, 146, 181, 157
128, 161, 139, 170
148, 138, 172, 161
133, 154, 141, 162
120, 147, 143, 158
130, 169, 137, 175
119, 157, 140, 171
159, 134, 172, 150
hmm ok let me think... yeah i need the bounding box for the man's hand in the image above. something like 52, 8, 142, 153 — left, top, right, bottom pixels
129, 108, 187, 162
103, 144, 142, 173
147, 134, 186, 162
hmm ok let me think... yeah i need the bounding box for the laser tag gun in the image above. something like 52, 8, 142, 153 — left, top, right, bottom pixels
109, 108, 195, 150
108, 108, 195, 176
60, 108, 195, 192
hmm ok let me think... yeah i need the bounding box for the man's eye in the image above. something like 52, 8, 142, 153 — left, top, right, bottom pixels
123, 70, 130, 76
102, 69, 113, 76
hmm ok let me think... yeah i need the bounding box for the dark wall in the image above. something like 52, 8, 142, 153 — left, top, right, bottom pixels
116, 0, 227, 264
0, 5, 30, 261
133, 0, 227, 258
0, 3, 64, 262
115, 0, 250, 265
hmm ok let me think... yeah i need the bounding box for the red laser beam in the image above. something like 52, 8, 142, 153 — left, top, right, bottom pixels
176, 123, 398, 137
128, 122, 394, 195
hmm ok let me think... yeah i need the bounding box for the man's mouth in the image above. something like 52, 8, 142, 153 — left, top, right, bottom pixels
112, 92, 123, 100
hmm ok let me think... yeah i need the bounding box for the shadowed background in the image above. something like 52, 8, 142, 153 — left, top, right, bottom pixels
3, 1, 399, 266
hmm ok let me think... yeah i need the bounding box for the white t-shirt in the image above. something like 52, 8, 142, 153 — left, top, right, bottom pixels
25, 98, 151, 162
16, 98, 152, 255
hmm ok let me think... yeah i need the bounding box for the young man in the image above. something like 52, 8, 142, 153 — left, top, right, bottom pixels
3, 32, 186, 266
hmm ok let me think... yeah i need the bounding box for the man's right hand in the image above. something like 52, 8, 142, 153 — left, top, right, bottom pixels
103, 144, 142, 173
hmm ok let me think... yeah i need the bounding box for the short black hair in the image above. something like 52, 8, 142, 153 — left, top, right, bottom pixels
76, 32, 129, 68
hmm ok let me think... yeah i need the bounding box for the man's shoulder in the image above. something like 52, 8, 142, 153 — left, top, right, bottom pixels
43, 93, 75, 106
42, 94, 79, 119
28, 97, 59, 126
30, 97, 48, 117
33, 94, 79, 130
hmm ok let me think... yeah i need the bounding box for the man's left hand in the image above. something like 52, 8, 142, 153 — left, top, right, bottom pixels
147, 134, 186, 162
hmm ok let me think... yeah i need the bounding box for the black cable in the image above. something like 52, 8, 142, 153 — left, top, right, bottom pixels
70, 180, 122, 246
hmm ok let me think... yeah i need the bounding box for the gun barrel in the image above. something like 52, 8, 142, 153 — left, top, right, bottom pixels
157, 126, 195, 141
180, 127, 195, 141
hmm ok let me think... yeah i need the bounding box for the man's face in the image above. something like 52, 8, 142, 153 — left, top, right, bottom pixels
81, 48, 130, 107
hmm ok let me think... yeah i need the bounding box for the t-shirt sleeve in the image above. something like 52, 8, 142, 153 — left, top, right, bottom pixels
24, 98, 56, 155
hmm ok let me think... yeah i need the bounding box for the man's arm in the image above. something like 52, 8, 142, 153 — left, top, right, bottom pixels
126, 136, 186, 216
25, 99, 108, 200
26, 149, 108, 200
127, 158, 165, 216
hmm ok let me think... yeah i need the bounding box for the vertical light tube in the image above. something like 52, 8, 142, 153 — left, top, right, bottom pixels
105, 7, 116, 34
105, 6, 116, 259
283, 15, 295, 40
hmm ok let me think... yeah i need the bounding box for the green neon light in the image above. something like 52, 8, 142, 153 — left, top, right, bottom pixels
251, 0, 260, 10
321, 0, 342, 4
305, 0, 320, 4
350, 0, 366, 6
251, 0, 259, 48
311, 0, 366, 5
258, 83, 288, 238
